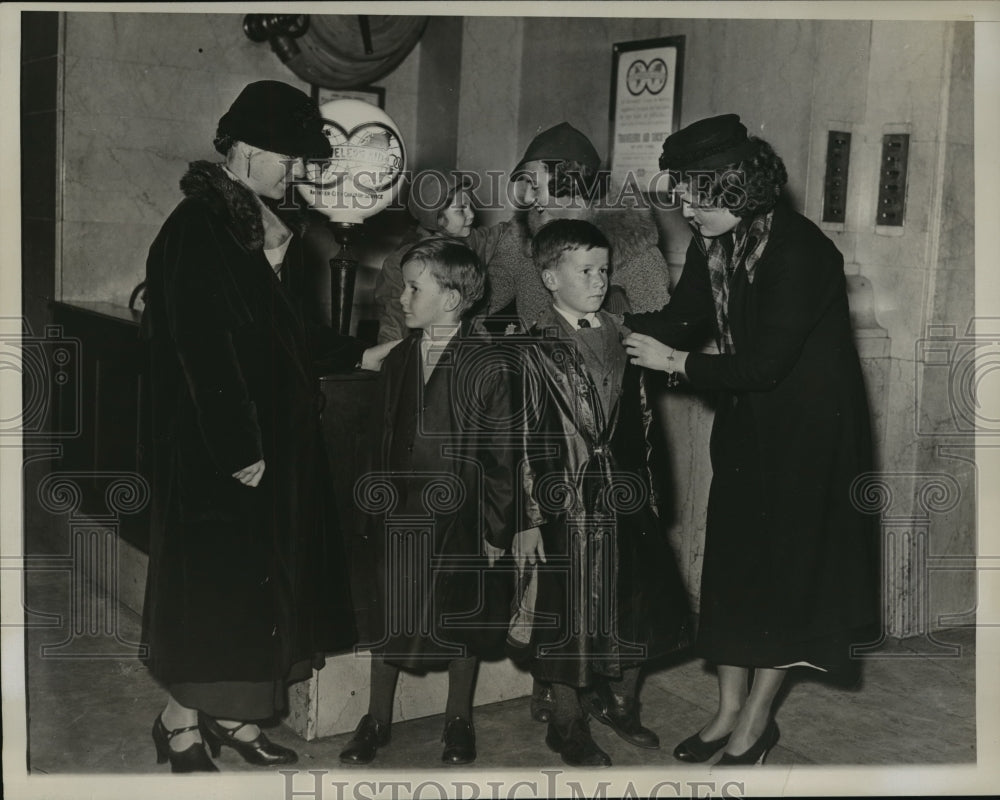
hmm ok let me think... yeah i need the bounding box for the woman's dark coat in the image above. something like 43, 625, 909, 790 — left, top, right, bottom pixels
516, 308, 692, 688
141, 161, 363, 685
358, 321, 518, 670
626, 203, 880, 669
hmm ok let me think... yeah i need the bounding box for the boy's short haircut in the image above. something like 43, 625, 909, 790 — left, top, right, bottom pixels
530, 219, 611, 274
400, 237, 486, 315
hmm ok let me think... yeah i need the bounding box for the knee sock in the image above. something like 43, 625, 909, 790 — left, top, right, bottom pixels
445, 656, 478, 720
551, 681, 583, 728
367, 655, 400, 726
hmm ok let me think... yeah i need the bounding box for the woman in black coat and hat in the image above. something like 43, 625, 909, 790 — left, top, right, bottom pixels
141, 81, 398, 772
624, 115, 880, 765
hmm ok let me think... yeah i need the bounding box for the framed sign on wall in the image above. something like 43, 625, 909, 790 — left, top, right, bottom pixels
609, 36, 684, 192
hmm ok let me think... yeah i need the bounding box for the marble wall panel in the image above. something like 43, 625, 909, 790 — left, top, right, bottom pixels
58, 11, 319, 305
936, 144, 975, 267
517, 15, 638, 161
929, 265, 975, 337
945, 23, 974, 149
660, 17, 816, 208
64, 11, 285, 74
456, 16, 524, 226
865, 265, 931, 362
868, 21, 948, 104
810, 20, 872, 125
919, 447, 978, 631
377, 41, 421, 175
656, 390, 715, 610
60, 220, 160, 306
61, 114, 203, 226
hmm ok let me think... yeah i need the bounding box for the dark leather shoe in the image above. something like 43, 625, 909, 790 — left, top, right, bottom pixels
673, 730, 731, 763
530, 681, 555, 723
200, 713, 297, 766
545, 718, 612, 768
339, 714, 391, 765
152, 714, 218, 773
583, 682, 659, 749
441, 716, 476, 765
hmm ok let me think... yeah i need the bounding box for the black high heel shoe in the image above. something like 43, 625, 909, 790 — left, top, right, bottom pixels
152, 714, 218, 773
715, 721, 780, 766
199, 712, 298, 766
673, 730, 731, 762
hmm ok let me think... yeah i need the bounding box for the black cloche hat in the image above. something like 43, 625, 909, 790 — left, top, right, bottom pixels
215, 80, 332, 159
659, 114, 757, 171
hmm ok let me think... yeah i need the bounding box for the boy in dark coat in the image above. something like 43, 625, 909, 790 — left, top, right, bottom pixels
512, 219, 691, 768
339, 238, 517, 767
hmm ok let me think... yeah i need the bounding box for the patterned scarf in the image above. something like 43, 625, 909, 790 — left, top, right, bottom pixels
698, 210, 773, 354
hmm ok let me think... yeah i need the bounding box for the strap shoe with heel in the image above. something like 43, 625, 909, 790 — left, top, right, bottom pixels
199, 712, 298, 766
152, 714, 218, 773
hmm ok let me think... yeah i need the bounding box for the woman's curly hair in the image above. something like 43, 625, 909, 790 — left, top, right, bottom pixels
213, 131, 236, 156
699, 137, 787, 218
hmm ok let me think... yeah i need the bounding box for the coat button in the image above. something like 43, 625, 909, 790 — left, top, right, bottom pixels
271, 625, 278, 637
260, 576, 270, 585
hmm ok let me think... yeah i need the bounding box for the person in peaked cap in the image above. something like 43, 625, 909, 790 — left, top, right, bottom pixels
464, 121, 672, 330
624, 114, 880, 765
141, 80, 398, 773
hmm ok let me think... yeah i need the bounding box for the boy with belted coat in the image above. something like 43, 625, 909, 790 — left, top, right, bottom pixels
511, 219, 692, 768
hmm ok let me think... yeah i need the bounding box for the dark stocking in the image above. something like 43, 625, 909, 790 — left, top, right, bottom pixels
445, 656, 478, 720
367, 655, 400, 726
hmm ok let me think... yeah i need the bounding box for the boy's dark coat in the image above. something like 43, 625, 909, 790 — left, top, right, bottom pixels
360, 321, 519, 669
517, 307, 692, 687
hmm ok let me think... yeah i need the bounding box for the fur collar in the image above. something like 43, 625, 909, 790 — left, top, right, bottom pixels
179, 161, 307, 251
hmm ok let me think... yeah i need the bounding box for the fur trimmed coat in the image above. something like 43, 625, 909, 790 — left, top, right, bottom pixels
467, 208, 671, 327
140, 161, 363, 689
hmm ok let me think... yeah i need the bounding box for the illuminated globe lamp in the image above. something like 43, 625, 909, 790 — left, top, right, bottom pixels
298, 99, 406, 334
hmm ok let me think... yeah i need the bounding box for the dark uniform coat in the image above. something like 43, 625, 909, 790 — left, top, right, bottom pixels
141, 162, 362, 689
359, 321, 518, 670
516, 307, 692, 688
626, 203, 881, 670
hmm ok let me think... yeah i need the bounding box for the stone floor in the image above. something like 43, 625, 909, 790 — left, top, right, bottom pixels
16, 566, 976, 782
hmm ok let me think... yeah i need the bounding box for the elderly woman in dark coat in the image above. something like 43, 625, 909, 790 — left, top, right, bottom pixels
141, 81, 396, 772
624, 115, 880, 766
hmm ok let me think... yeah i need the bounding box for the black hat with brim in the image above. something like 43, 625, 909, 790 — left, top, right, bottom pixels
216, 80, 332, 160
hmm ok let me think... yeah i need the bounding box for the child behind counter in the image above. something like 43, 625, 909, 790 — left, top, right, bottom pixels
373, 172, 475, 343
